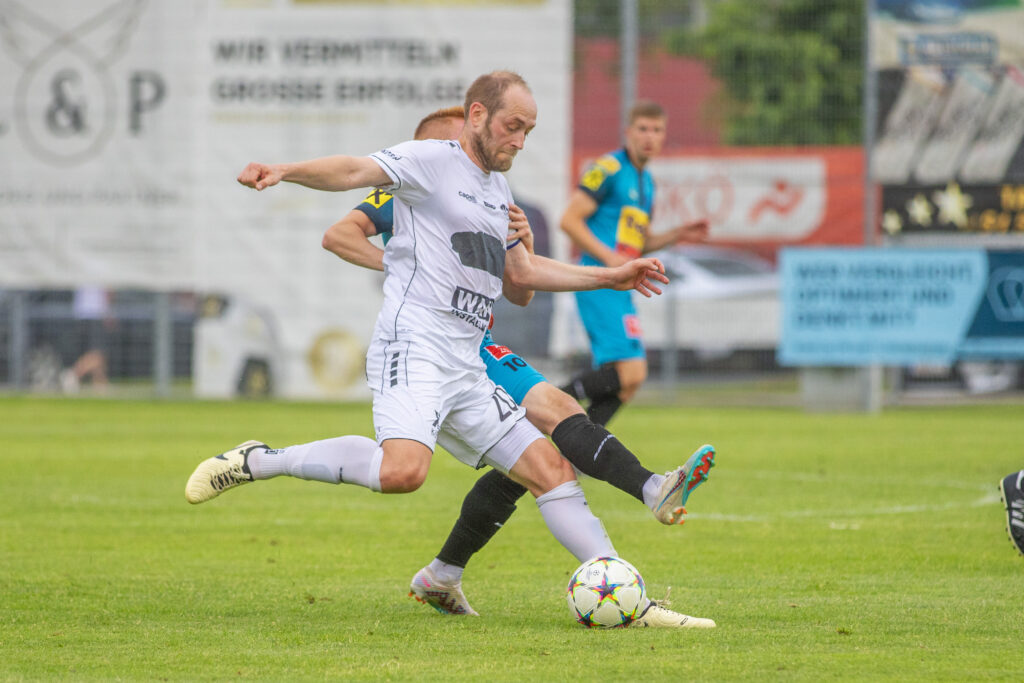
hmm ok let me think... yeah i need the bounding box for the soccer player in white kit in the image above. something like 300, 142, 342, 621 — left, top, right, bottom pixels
185, 71, 714, 628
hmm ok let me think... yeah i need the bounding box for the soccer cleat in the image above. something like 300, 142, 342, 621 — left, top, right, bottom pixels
652, 444, 716, 525
185, 440, 266, 504
998, 471, 1024, 556
409, 566, 479, 616
632, 599, 716, 629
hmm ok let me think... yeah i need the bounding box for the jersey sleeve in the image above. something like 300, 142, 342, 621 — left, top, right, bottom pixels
503, 182, 521, 251
353, 188, 395, 243
369, 139, 447, 206
577, 154, 621, 203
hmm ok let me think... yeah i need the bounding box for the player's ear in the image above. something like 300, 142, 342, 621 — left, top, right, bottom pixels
468, 101, 488, 128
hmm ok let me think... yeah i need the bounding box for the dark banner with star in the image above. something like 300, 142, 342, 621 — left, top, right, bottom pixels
882, 182, 1024, 236
870, 1, 1024, 240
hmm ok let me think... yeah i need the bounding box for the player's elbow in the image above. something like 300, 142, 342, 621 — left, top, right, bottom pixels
506, 264, 533, 292
322, 226, 345, 257
506, 288, 534, 307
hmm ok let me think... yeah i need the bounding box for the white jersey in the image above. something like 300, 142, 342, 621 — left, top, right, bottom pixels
369, 139, 514, 371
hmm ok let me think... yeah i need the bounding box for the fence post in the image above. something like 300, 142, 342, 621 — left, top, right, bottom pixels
10, 290, 28, 389
153, 291, 172, 397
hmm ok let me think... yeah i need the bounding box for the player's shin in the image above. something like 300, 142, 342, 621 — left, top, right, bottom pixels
535, 480, 615, 562
550, 414, 652, 502
437, 469, 527, 569
248, 435, 383, 491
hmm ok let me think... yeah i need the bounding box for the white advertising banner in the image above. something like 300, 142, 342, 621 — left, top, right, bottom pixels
0, 0, 571, 398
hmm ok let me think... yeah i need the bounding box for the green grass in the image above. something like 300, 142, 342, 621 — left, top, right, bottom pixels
1, 396, 1021, 681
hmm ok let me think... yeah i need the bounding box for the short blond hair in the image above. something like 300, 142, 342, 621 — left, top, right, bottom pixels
628, 100, 666, 124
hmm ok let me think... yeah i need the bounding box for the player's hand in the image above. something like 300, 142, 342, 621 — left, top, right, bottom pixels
674, 218, 710, 244
237, 162, 283, 191
507, 204, 534, 253
611, 257, 669, 297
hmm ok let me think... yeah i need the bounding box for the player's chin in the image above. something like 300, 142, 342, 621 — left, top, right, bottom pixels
493, 156, 515, 172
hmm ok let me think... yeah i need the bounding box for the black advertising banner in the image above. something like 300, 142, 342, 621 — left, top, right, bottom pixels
871, 0, 1024, 237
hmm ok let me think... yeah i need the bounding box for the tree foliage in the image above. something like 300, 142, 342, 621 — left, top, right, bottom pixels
665, 0, 864, 145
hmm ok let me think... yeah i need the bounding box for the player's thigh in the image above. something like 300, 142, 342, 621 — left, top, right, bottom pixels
439, 376, 527, 469
367, 340, 446, 450
520, 382, 584, 436
479, 337, 547, 404
574, 290, 645, 366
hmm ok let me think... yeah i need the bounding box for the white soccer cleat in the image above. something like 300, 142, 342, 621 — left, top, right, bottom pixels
652, 444, 716, 525
185, 440, 265, 504
631, 599, 716, 629
409, 566, 479, 616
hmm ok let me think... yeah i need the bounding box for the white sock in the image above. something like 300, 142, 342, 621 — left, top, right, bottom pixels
248, 436, 383, 492
641, 473, 666, 510
535, 480, 616, 562
427, 558, 464, 584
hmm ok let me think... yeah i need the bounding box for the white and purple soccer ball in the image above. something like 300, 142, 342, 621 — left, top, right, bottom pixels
566, 556, 646, 628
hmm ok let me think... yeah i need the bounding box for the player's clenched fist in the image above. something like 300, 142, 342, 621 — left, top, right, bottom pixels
237, 162, 283, 191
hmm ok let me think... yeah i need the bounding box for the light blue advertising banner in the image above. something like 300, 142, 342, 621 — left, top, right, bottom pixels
779, 248, 1024, 366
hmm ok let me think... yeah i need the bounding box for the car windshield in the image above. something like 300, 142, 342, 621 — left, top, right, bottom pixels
690, 256, 772, 278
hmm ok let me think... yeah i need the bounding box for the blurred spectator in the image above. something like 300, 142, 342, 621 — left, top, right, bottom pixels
61, 287, 115, 393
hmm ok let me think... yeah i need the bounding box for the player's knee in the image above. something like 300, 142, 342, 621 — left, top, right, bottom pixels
531, 450, 577, 492
380, 464, 428, 493
616, 362, 647, 401
378, 442, 431, 493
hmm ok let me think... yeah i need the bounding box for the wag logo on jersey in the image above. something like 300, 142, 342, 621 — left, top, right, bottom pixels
451, 286, 494, 331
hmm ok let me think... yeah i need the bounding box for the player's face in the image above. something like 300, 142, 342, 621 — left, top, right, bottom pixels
624, 115, 666, 166
475, 86, 537, 172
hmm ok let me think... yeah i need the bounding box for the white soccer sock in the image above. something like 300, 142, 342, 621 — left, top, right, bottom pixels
248, 436, 383, 491
641, 473, 666, 510
535, 480, 616, 562
427, 558, 464, 584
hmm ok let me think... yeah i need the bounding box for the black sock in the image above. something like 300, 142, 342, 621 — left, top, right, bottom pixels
561, 363, 621, 402
551, 413, 653, 502
436, 468, 528, 568
586, 395, 623, 426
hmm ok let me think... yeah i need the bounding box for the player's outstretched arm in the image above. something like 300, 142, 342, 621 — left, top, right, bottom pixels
322, 210, 385, 272
237, 155, 391, 192
643, 218, 710, 253
505, 248, 668, 297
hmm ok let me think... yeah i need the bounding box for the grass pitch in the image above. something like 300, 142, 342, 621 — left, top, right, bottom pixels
1, 396, 1021, 681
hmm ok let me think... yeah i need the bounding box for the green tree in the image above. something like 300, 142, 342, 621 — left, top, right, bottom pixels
665, 0, 864, 145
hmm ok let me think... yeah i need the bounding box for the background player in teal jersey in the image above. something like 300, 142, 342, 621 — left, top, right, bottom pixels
323, 106, 716, 623
560, 101, 710, 427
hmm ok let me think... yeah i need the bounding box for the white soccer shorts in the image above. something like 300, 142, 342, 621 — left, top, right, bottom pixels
366, 338, 544, 471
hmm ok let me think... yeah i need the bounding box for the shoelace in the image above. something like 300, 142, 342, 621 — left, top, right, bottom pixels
210, 465, 246, 491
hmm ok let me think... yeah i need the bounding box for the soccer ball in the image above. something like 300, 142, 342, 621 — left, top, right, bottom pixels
566, 556, 646, 628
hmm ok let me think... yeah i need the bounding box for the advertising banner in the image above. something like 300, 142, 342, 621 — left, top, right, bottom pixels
871, 0, 1024, 239
0, 0, 571, 398
779, 247, 1024, 365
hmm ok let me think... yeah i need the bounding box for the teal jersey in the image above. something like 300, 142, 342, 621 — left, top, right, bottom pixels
576, 148, 656, 266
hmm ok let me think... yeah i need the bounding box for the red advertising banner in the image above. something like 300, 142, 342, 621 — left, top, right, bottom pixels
572, 146, 865, 258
